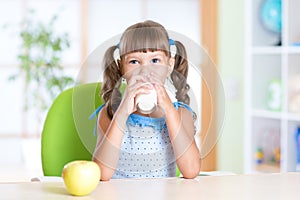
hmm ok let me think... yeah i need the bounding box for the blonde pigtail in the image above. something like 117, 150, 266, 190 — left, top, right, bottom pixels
171, 40, 190, 105
101, 45, 122, 119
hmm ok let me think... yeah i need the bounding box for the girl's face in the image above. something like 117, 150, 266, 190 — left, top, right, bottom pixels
120, 50, 174, 79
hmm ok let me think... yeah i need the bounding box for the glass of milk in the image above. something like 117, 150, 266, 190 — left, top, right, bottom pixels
135, 83, 157, 114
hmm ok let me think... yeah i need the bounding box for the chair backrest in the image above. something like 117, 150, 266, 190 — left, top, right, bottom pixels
41, 83, 103, 176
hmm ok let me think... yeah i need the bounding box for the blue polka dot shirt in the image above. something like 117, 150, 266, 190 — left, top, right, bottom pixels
91, 102, 194, 179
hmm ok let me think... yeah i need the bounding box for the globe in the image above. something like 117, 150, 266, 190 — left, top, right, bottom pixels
260, 0, 282, 34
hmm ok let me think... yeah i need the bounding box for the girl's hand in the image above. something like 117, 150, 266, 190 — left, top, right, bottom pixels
153, 83, 173, 114
118, 75, 153, 115
146, 72, 173, 114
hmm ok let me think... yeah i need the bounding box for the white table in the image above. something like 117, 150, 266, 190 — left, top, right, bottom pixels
1, 173, 300, 200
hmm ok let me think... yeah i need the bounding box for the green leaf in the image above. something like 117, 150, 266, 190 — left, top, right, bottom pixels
9, 10, 74, 113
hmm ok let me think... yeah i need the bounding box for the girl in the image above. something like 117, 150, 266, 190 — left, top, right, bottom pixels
92, 20, 201, 180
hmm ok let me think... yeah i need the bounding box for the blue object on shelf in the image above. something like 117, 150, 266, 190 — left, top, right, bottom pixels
260, 0, 282, 34
295, 127, 300, 172
292, 42, 300, 46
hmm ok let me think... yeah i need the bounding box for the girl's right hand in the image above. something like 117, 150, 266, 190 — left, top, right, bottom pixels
118, 74, 153, 116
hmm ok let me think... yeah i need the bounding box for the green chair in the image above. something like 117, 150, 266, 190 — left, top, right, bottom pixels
41, 82, 103, 176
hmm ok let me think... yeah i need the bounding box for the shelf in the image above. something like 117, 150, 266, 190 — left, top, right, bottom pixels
252, 46, 300, 54
252, 46, 282, 54
252, 109, 282, 119
255, 163, 280, 173
287, 113, 300, 121
245, 0, 300, 174
287, 46, 300, 54
251, 110, 300, 121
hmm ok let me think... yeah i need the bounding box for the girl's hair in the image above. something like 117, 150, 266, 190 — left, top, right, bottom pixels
101, 20, 190, 119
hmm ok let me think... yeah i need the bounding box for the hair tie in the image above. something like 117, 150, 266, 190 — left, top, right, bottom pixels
169, 39, 175, 46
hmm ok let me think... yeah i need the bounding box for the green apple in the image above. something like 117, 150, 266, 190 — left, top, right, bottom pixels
62, 160, 101, 196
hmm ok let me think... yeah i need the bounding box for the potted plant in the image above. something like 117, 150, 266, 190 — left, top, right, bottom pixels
9, 11, 75, 169
10, 11, 74, 133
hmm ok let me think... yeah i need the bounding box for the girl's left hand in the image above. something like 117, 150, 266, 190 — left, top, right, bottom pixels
147, 70, 174, 114
153, 83, 173, 114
